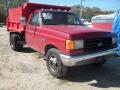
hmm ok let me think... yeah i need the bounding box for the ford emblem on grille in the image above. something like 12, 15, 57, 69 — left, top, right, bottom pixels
98, 42, 103, 46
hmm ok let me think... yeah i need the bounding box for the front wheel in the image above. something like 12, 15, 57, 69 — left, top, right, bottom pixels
46, 48, 68, 78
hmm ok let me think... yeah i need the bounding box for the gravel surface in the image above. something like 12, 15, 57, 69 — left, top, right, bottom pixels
0, 26, 120, 90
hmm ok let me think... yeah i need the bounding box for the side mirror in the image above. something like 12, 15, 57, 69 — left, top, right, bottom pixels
20, 17, 26, 26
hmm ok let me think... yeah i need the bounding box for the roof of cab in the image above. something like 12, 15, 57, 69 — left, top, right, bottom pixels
23, 3, 71, 11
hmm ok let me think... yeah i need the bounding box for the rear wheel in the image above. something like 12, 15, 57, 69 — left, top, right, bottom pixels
93, 56, 107, 66
46, 48, 68, 78
10, 34, 23, 51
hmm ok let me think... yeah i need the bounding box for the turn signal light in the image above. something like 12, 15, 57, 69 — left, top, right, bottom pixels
66, 40, 74, 50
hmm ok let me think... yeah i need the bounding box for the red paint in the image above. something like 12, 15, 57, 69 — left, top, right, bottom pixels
7, 3, 115, 56
92, 23, 112, 31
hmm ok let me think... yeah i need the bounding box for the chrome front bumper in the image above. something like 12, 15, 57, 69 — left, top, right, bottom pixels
60, 48, 117, 67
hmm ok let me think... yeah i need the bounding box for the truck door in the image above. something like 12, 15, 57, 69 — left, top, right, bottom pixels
26, 12, 40, 50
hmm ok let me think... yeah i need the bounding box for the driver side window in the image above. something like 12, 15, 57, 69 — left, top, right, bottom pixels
67, 14, 80, 25
29, 13, 40, 26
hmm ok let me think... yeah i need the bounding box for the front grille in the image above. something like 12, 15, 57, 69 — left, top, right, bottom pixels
84, 37, 112, 51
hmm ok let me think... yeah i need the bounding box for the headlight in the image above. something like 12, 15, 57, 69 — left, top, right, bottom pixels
66, 40, 84, 50
74, 40, 84, 49
112, 37, 117, 44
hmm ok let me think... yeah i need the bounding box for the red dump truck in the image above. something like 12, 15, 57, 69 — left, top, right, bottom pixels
7, 3, 117, 78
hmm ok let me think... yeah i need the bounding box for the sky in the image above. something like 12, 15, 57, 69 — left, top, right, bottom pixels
29, 0, 120, 11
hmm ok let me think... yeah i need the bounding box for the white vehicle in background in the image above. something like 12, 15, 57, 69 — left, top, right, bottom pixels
81, 19, 92, 28
91, 14, 115, 31
83, 21, 92, 28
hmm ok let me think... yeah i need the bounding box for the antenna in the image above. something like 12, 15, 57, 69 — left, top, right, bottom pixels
80, 0, 85, 18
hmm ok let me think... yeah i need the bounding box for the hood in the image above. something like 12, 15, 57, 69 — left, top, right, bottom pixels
43, 25, 115, 39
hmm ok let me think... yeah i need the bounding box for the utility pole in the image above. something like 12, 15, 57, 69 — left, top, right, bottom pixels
80, 0, 85, 18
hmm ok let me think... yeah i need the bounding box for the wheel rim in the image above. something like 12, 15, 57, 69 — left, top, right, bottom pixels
48, 55, 58, 72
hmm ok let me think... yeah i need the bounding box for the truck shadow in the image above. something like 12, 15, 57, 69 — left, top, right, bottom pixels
20, 48, 36, 53
65, 58, 120, 88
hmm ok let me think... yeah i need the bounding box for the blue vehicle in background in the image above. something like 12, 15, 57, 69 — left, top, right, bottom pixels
113, 9, 120, 56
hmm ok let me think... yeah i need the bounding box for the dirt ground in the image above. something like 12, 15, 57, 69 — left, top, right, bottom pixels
0, 26, 120, 90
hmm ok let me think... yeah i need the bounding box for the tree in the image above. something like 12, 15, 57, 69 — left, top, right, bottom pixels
10, 0, 28, 8
0, 4, 6, 23
0, 0, 28, 23
71, 5, 114, 21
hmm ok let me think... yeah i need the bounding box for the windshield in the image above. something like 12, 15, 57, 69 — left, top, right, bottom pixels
42, 11, 84, 25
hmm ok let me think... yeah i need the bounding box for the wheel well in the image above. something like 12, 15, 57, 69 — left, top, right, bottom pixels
45, 45, 58, 55
10, 32, 25, 41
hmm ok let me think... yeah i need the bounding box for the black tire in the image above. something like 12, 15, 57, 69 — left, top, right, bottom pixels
10, 34, 23, 51
46, 48, 68, 78
93, 56, 107, 66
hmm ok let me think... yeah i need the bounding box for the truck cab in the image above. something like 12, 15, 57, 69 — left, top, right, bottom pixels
7, 3, 117, 78
26, 10, 84, 54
